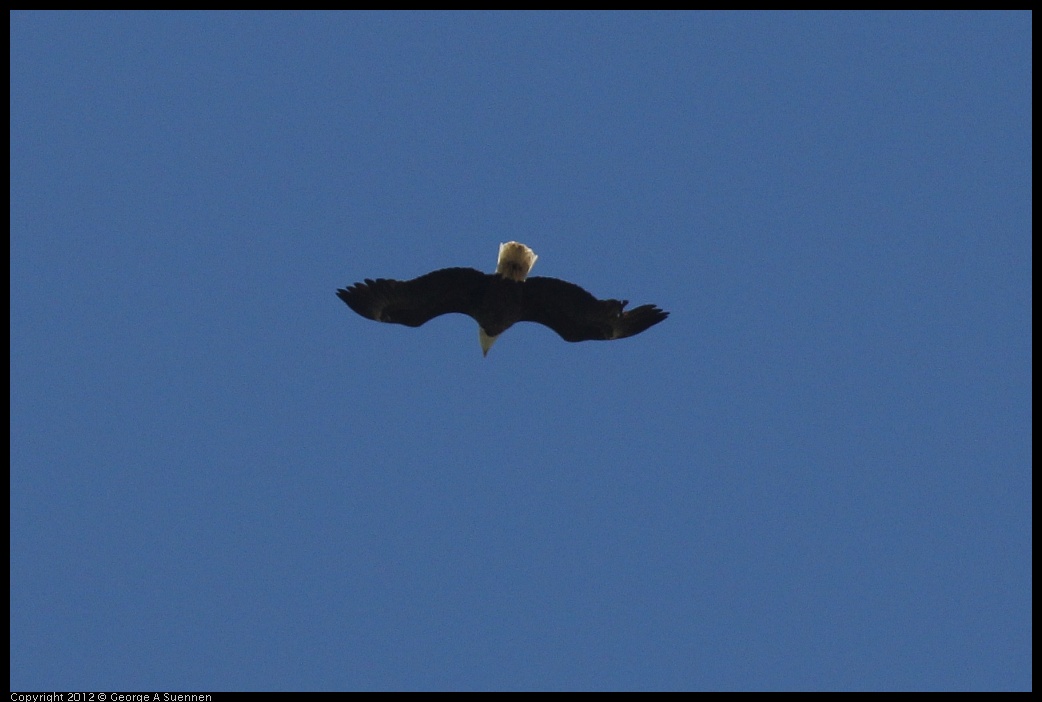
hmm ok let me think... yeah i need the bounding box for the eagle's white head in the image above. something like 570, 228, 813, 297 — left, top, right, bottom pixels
496, 241, 538, 281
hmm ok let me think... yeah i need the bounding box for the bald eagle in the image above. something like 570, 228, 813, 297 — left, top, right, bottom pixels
337, 242, 668, 356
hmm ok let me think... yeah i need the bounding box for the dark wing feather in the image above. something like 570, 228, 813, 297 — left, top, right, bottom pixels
520, 276, 668, 342
337, 267, 491, 327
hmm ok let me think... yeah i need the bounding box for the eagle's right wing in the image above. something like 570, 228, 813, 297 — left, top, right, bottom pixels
337, 267, 491, 327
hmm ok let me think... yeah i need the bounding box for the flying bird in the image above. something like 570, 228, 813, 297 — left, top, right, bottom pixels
337, 242, 668, 356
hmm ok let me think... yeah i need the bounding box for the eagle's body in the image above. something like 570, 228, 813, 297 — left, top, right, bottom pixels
337, 242, 667, 356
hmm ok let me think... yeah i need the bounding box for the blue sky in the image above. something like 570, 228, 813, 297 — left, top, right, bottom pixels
10, 11, 1031, 691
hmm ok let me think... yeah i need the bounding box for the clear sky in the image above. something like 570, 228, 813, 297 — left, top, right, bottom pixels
10, 11, 1031, 692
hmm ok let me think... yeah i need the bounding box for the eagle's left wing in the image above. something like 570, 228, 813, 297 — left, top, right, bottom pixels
520, 276, 668, 342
